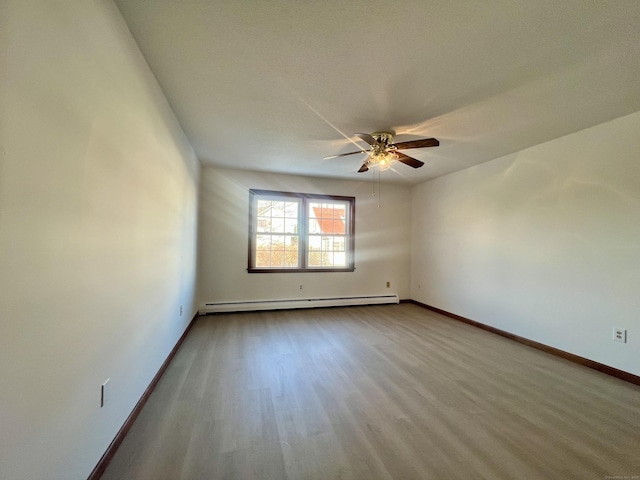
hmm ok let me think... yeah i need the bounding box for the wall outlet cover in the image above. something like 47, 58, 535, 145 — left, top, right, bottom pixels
101, 378, 110, 407
613, 327, 627, 343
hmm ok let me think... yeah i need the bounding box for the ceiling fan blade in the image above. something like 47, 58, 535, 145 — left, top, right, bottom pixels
396, 152, 424, 168
357, 163, 369, 173
393, 138, 439, 150
323, 150, 367, 160
355, 133, 379, 146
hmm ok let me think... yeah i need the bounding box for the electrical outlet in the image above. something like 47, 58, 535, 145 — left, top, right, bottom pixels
386, 281, 390, 288
613, 327, 627, 343
299, 284, 303, 290
101, 378, 110, 408
180, 305, 183, 316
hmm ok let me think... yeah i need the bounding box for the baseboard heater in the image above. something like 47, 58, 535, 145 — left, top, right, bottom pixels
200, 294, 399, 314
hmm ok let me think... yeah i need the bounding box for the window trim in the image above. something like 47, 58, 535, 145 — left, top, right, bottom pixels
248, 189, 355, 273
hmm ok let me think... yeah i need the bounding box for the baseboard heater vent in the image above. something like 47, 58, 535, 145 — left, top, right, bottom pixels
200, 294, 399, 314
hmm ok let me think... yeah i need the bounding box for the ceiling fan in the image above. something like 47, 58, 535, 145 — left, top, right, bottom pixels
324, 132, 439, 172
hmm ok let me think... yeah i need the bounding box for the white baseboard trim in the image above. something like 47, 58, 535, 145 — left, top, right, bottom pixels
199, 294, 399, 314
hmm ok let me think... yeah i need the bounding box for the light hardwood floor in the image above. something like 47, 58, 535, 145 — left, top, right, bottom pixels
101, 304, 640, 479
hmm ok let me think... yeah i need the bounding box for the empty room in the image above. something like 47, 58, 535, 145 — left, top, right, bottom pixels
1, 1, 639, 479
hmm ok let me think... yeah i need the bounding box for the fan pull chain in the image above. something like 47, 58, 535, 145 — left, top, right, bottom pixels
370, 169, 382, 207
372, 171, 376, 197
377, 169, 381, 208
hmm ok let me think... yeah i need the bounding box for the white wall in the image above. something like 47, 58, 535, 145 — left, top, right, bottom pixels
0, 1, 199, 479
411, 110, 640, 376
198, 167, 411, 306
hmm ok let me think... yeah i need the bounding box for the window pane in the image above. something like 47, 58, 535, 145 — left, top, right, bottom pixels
256, 234, 271, 249
308, 251, 322, 267
255, 250, 270, 267
308, 235, 321, 251
255, 236, 299, 267
271, 250, 284, 267
257, 218, 271, 232
271, 217, 284, 233
272, 201, 285, 217
284, 235, 298, 267
325, 252, 334, 266
306, 233, 348, 267
284, 218, 297, 233
284, 202, 298, 217
308, 218, 321, 234
257, 199, 272, 212
309, 202, 347, 235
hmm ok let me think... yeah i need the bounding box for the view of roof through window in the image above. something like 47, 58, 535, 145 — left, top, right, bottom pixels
310, 203, 346, 234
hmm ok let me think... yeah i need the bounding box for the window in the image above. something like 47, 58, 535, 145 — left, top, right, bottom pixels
249, 189, 355, 273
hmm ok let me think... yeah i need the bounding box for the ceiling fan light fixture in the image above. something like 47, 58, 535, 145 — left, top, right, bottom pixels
378, 161, 392, 171
369, 150, 397, 170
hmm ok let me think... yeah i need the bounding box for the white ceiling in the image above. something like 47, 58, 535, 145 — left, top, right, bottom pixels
114, 0, 640, 184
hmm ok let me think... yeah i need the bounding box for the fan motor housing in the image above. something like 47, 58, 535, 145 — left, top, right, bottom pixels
371, 132, 394, 146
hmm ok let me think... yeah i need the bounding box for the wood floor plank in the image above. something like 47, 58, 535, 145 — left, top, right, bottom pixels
101, 304, 640, 479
